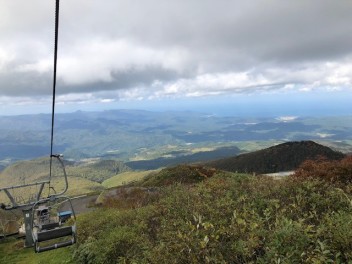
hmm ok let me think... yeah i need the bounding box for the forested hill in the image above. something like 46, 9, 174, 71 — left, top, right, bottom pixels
207, 141, 345, 174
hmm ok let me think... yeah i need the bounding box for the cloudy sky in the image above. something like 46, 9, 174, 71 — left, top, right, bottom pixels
0, 0, 352, 116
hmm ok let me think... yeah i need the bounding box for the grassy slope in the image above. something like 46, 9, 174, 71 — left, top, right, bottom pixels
135, 165, 220, 187
2, 158, 352, 263
1, 170, 352, 263
0, 158, 132, 205
0, 176, 102, 207
0, 238, 75, 264
0, 158, 52, 186
102, 170, 159, 188
75, 173, 352, 263
0, 157, 130, 186
66, 160, 131, 183
50, 176, 103, 196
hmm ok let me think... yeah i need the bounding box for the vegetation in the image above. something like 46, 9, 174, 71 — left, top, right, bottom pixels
102, 170, 159, 188
1, 145, 352, 263
66, 160, 131, 183
0, 158, 129, 198
0, 158, 58, 187
0, 238, 75, 264
73, 162, 352, 263
293, 155, 352, 185
136, 165, 219, 187
209, 141, 345, 174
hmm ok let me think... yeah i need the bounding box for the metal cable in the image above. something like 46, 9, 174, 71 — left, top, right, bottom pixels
49, 0, 60, 191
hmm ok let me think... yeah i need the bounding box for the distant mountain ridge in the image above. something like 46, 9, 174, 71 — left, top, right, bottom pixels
207, 141, 345, 174
126, 146, 241, 170
1, 110, 352, 162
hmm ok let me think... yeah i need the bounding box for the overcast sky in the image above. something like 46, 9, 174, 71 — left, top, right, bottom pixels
0, 0, 351, 115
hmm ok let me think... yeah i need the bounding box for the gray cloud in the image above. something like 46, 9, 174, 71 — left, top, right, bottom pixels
1, 0, 352, 102
0, 71, 52, 96
60, 65, 185, 95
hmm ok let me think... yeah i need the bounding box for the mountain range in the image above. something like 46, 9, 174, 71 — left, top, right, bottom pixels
0, 110, 351, 168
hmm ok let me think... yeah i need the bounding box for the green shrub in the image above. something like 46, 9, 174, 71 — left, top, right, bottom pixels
74, 171, 352, 263
320, 211, 352, 262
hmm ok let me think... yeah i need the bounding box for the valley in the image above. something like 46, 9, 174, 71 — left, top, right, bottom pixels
1, 110, 352, 169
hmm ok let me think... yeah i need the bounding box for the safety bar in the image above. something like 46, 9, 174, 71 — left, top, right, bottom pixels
35, 238, 75, 253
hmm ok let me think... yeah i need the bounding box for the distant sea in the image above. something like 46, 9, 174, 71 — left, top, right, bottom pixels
2, 91, 351, 118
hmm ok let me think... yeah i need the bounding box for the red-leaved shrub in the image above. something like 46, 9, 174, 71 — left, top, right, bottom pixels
293, 156, 352, 184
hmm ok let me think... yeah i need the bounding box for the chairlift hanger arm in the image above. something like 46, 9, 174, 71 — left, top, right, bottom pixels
49, 154, 69, 197
0, 154, 68, 210
0, 181, 50, 210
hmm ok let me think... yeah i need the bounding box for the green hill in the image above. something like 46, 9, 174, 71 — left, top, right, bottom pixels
102, 170, 159, 188
135, 165, 220, 187
66, 160, 131, 183
0, 158, 131, 186
0, 158, 60, 187
208, 140, 345, 174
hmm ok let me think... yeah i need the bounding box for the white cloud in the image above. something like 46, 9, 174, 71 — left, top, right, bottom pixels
324, 62, 352, 86
1, 0, 352, 112
57, 38, 190, 85
276, 116, 298, 122
0, 95, 49, 106
15, 58, 52, 73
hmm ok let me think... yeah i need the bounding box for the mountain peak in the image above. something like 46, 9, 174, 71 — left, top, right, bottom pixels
208, 141, 345, 174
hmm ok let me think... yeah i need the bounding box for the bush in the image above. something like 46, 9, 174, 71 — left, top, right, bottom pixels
293, 156, 352, 185
74, 171, 352, 263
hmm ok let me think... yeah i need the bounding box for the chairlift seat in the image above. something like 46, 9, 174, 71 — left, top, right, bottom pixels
58, 211, 72, 217
58, 211, 72, 223
41, 222, 60, 230
36, 226, 74, 242
34, 225, 76, 253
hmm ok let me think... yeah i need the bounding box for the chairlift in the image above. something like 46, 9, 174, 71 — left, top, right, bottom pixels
0, 0, 77, 252
31, 196, 76, 253
30, 155, 77, 253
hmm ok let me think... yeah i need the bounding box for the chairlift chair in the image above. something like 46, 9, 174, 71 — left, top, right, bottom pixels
31, 196, 76, 253
0, 0, 78, 253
